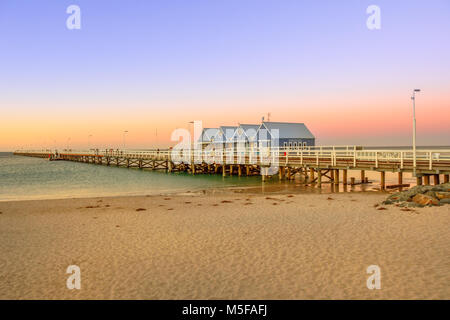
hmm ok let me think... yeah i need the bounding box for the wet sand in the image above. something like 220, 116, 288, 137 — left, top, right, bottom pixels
0, 192, 449, 299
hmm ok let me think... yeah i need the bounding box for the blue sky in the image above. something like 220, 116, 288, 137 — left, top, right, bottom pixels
1, 0, 449, 149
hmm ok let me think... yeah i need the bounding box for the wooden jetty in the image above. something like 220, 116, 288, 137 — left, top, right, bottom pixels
13, 146, 450, 189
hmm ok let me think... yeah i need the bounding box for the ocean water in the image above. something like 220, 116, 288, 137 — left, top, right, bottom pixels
2, 148, 448, 201
0, 153, 262, 201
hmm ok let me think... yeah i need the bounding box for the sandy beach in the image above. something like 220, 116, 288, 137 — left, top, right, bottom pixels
0, 191, 449, 299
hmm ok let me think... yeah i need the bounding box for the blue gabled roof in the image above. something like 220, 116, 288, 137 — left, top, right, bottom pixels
260, 122, 315, 139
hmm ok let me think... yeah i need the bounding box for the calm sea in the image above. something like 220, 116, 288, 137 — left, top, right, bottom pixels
2, 147, 448, 201
0, 153, 262, 201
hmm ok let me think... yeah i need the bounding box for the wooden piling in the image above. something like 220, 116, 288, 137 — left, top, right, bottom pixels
433, 174, 440, 185
380, 171, 385, 190
416, 176, 422, 185
246, 165, 250, 176
279, 166, 285, 180
238, 165, 242, 177
350, 177, 355, 185
309, 168, 315, 182
317, 169, 322, 187
334, 169, 339, 185
444, 174, 449, 183
424, 175, 430, 185
361, 170, 365, 183
343, 169, 347, 185
398, 172, 403, 185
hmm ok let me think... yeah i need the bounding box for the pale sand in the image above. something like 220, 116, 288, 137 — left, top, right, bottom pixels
0, 192, 449, 299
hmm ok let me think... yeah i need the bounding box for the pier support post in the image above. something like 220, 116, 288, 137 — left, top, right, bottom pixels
433, 174, 440, 185
229, 165, 233, 176
279, 166, 285, 180
380, 171, 386, 190
246, 165, 250, 176
317, 169, 322, 188
310, 168, 315, 182
416, 176, 422, 185
350, 177, 355, 185
398, 172, 403, 185
330, 169, 334, 182
343, 169, 347, 185
424, 175, 430, 185
334, 169, 339, 185
361, 170, 365, 184
286, 167, 291, 180
444, 174, 449, 183
222, 165, 226, 177
168, 161, 173, 173
238, 165, 242, 177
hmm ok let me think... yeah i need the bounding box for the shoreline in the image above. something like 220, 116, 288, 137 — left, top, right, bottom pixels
1, 191, 448, 299
0, 182, 388, 203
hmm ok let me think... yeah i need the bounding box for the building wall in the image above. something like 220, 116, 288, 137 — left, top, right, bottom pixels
279, 138, 315, 147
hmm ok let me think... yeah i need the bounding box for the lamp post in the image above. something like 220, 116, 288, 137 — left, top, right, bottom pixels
411, 89, 421, 173
88, 134, 92, 150
188, 121, 194, 164
122, 130, 129, 150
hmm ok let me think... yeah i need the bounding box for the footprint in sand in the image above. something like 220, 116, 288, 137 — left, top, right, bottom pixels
272, 203, 278, 205
221, 200, 233, 203
136, 208, 146, 212
197, 204, 202, 206
185, 201, 192, 204
377, 207, 387, 210
327, 197, 334, 200
167, 208, 174, 211
116, 225, 120, 228
287, 195, 294, 198
401, 208, 414, 212
164, 198, 171, 200
244, 203, 253, 205
212, 204, 219, 206
105, 205, 110, 207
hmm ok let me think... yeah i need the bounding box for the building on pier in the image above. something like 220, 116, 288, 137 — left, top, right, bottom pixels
198, 128, 219, 149
257, 121, 315, 149
213, 126, 238, 149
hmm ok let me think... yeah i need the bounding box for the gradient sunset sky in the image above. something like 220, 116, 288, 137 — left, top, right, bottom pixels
1, 0, 449, 150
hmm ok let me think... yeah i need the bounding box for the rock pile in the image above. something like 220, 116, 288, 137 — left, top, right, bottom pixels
383, 182, 450, 207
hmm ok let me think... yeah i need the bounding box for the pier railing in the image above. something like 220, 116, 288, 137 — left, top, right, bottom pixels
14, 147, 450, 173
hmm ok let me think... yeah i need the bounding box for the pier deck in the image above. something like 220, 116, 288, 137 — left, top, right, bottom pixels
13, 146, 450, 188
